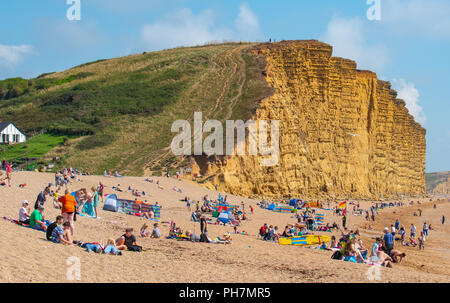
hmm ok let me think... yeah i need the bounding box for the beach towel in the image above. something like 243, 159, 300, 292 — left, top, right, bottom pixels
81, 199, 96, 217
2, 216, 49, 231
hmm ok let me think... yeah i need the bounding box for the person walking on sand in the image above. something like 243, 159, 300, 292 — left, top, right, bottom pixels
410, 224, 417, 239
200, 214, 208, 242
419, 231, 425, 250
5, 162, 12, 187
383, 227, 394, 255
58, 189, 77, 236
395, 219, 400, 230
98, 181, 104, 203
423, 222, 429, 237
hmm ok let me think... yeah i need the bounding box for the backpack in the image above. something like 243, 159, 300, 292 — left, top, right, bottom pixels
46, 222, 57, 241
127, 245, 142, 252
331, 251, 342, 260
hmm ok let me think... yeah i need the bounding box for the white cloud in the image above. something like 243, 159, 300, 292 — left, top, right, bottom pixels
392, 78, 427, 125
0, 44, 34, 68
141, 8, 233, 50
322, 16, 389, 72
383, 0, 450, 39
140, 3, 261, 50
235, 3, 261, 41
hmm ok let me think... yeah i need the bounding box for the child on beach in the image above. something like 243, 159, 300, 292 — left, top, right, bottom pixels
419, 232, 425, 250
151, 223, 161, 238
140, 224, 149, 237
104, 238, 121, 255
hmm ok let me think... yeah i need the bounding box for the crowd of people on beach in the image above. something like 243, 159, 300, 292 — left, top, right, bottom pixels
3, 162, 448, 272
8, 167, 243, 255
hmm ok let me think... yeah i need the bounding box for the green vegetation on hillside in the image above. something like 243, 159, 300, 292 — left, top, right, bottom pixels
0, 133, 68, 165
0, 42, 273, 175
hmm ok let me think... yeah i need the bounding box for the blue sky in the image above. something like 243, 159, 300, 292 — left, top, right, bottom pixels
0, 0, 449, 172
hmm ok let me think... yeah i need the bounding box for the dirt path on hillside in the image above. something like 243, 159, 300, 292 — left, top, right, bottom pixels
142, 44, 251, 175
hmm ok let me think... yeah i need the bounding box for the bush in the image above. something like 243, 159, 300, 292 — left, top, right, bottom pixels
76, 134, 113, 150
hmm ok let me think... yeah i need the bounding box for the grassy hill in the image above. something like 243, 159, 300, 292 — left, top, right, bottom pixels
0, 42, 273, 175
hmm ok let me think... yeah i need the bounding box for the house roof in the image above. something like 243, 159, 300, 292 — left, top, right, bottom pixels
0, 122, 12, 133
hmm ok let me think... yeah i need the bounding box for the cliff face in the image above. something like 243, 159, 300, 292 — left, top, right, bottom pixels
430, 176, 450, 195
191, 40, 426, 199
427, 171, 450, 195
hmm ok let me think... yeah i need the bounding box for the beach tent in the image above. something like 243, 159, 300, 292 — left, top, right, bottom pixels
268, 203, 275, 211
218, 211, 233, 224
103, 194, 119, 212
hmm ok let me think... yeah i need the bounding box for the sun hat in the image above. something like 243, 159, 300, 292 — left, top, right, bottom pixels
22, 200, 29, 206
384, 227, 389, 231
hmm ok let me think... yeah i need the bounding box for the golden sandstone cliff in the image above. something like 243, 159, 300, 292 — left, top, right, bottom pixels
191, 40, 426, 199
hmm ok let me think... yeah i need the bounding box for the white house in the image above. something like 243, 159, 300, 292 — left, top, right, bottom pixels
0, 122, 26, 144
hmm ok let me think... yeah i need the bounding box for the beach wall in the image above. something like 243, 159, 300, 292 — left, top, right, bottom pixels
191, 40, 426, 199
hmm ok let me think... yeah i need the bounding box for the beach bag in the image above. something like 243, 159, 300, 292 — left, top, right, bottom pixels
200, 233, 209, 243
127, 245, 142, 252
331, 251, 342, 260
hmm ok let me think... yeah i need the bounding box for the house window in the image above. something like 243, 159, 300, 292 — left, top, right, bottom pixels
2, 134, 9, 143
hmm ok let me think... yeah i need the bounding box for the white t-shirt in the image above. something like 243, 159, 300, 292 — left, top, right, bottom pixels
19, 207, 29, 221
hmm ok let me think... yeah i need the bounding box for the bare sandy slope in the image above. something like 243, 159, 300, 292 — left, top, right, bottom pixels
0, 171, 449, 283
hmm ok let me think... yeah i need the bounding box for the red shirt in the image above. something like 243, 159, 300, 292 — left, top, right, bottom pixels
259, 226, 266, 235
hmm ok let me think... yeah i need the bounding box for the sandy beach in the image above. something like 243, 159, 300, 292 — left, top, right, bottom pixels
0, 171, 449, 283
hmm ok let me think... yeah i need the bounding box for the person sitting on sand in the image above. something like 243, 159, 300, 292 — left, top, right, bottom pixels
52, 221, 73, 245
185, 230, 200, 242
390, 249, 406, 263
142, 208, 154, 219
223, 232, 232, 241
347, 238, 366, 263
116, 228, 141, 251
273, 226, 280, 241
53, 189, 62, 209
330, 236, 338, 249
282, 226, 292, 237
151, 223, 161, 238
140, 223, 149, 237
103, 238, 121, 255
34, 187, 50, 210
29, 206, 48, 231
19, 200, 31, 225
46, 215, 61, 239
259, 224, 267, 239
376, 250, 393, 268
